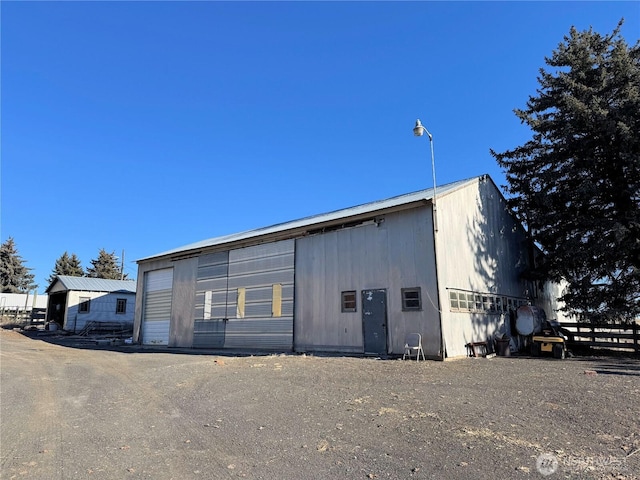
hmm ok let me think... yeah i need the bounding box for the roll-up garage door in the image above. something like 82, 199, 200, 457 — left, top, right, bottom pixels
141, 268, 173, 345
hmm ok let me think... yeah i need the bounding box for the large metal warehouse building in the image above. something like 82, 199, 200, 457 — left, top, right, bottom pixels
133, 175, 565, 359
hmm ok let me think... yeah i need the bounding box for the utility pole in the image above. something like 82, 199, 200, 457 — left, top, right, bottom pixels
121, 249, 125, 280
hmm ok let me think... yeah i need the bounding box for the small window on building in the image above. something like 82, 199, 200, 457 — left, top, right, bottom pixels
341, 291, 357, 312
475, 294, 483, 311
458, 293, 468, 310
449, 291, 459, 310
467, 294, 475, 311
79, 297, 91, 314
116, 298, 127, 314
402, 287, 422, 311
482, 296, 490, 311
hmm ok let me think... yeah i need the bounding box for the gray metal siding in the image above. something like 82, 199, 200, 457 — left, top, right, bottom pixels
435, 177, 532, 357
193, 252, 229, 348
169, 258, 198, 348
193, 240, 295, 350
193, 318, 226, 348
226, 240, 295, 349
294, 208, 441, 356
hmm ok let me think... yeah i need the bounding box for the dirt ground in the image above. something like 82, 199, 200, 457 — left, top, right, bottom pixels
1, 328, 639, 480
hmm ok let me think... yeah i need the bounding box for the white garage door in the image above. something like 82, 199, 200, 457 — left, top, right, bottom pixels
141, 268, 173, 345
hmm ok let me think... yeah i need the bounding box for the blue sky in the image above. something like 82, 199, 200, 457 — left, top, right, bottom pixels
2, 1, 638, 292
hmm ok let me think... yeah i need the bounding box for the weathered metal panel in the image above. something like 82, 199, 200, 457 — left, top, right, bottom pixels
169, 258, 198, 348
384, 207, 441, 357
224, 240, 295, 350
197, 252, 229, 279
294, 208, 441, 356
227, 270, 294, 289
223, 319, 293, 349
193, 240, 295, 350
193, 318, 225, 348
141, 269, 173, 346
193, 251, 229, 348
435, 177, 532, 358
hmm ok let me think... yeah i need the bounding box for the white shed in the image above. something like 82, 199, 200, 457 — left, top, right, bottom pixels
46, 276, 137, 333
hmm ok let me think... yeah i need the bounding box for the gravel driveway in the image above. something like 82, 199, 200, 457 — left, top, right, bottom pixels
1, 329, 638, 479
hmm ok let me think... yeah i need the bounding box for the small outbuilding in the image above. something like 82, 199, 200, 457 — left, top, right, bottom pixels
45, 276, 137, 333
133, 175, 567, 358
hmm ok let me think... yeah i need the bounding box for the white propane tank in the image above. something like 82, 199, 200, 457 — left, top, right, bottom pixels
515, 305, 546, 336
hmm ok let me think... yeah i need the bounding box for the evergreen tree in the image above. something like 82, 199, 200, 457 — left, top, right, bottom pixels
86, 249, 127, 280
491, 21, 640, 323
0, 237, 38, 293
47, 252, 84, 284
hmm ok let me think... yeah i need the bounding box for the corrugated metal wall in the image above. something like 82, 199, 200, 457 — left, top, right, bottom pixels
141, 268, 173, 345
294, 208, 442, 356
193, 239, 295, 350
134, 177, 559, 359
435, 177, 533, 357
193, 252, 229, 348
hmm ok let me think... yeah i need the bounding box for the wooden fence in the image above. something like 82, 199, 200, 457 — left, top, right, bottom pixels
559, 322, 639, 354
0, 307, 46, 325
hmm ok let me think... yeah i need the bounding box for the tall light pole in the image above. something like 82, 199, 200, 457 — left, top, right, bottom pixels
413, 119, 438, 232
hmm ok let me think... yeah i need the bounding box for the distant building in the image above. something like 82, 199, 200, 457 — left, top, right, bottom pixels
45, 276, 137, 333
0, 292, 48, 322
133, 175, 567, 359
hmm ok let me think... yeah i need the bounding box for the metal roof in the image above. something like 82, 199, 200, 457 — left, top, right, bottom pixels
138, 175, 484, 263
46, 276, 137, 294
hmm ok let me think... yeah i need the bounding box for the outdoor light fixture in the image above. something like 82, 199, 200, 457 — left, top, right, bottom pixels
413, 119, 438, 232
413, 119, 432, 140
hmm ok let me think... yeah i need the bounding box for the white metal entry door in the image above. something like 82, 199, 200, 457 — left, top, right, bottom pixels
141, 268, 173, 345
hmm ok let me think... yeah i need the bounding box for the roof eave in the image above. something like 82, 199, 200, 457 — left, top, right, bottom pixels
138, 197, 432, 263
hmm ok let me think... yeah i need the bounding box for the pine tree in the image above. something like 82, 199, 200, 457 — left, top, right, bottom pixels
0, 237, 38, 293
491, 20, 640, 323
47, 252, 85, 284
86, 249, 127, 280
